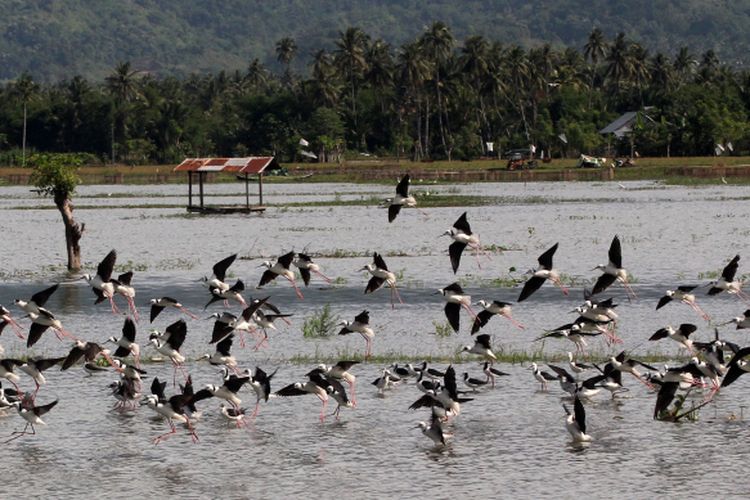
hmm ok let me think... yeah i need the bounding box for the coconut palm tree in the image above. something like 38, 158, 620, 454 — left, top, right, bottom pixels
397, 41, 433, 160
673, 47, 697, 87
605, 33, 633, 95
276, 37, 297, 88
583, 28, 607, 108
105, 61, 141, 162
245, 58, 269, 92
13, 72, 38, 166
334, 27, 369, 141
419, 21, 455, 158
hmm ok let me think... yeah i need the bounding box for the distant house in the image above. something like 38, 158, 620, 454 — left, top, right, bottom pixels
599, 111, 639, 138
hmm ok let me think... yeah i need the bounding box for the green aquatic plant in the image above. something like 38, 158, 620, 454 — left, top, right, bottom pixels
301, 304, 340, 338
432, 320, 454, 337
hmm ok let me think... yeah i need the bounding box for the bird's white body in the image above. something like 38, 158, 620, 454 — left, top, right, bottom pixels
202, 351, 237, 368
149, 338, 185, 364
439, 287, 471, 307
142, 395, 189, 424
28, 311, 62, 330
84, 274, 116, 298
263, 261, 295, 282
206, 384, 242, 407
14, 299, 41, 315
363, 263, 397, 286
565, 414, 592, 442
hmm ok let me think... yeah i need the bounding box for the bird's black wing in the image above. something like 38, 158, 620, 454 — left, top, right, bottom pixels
548, 364, 574, 382
444, 302, 460, 332
34, 357, 66, 372
213, 254, 237, 282
608, 235, 622, 269
210, 321, 235, 344
150, 304, 165, 323
518, 276, 546, 302
165, 319, 188, 350
365, 276, 385, 294
33, 400, 58, 417
258, 270, 277, 287
680, 323, 698, 337
722, 255, 741, 282
388, 204, 402, 223
471, 310, 493, 335
654, 382, 678, 419
649, 328, 670, 341
537, 242, 558, 270
395, 174, 410, 197
475, 334, 492, 349
448, 241, 467, 274
592, 273, 617, 295
151, 377, 167, 401
122, 317, 137, 342
30, 283, 59, 307
677, 285, 697, 293
655, 295, 672, 310
573, 396, 586, 434
216, 334, 234, 356
299, 268, 311, 286
409, 394, 437, 410
61, 346, 85, 370
275, 383, 309, 397
27, 323, 50, 348
117, 271, 133, 286
97, 249, 118, 282
229, 279, 245, 293
373, 253, 389, 271
453, 212, 471, 234
225, 376, 250, 393
443, 365, 458, 399
278, 251, 295, 270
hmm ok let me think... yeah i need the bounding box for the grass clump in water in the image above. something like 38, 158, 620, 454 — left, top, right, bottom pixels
302, 304, 340, 338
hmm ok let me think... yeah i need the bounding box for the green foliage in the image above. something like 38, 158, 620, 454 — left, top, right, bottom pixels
432, 320, 454, 337
28, 153, 83, 199
301, 304, 340, 338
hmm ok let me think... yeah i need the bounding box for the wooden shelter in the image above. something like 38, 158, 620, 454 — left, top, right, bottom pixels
174, 157, 282, 213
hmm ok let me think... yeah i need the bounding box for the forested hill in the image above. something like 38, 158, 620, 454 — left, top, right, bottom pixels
3, 0, 750, 81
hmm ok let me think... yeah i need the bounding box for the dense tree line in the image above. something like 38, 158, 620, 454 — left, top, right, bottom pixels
1, 25, 748, 165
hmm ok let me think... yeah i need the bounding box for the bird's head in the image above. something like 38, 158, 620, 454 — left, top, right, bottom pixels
439, 229, 453, 238
13, 299, 26, 307
149, 298, 159, 305
259, 261, 273, 269
197, 354, 210, 361
591, 264, 605, 271
140, 395, 157, 406
528, 362, 538, 371
435, 288, 446, 296
204, 384, 219, 393
476, 299, 489, 308
204, 313, 221, 320
105, 336, 118, 344
414, 421, 428, 431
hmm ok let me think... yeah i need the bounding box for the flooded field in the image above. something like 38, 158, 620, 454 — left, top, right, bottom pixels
2, 179, 750, 498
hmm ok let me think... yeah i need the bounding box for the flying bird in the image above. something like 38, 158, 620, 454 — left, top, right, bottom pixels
518, 242, 568, 302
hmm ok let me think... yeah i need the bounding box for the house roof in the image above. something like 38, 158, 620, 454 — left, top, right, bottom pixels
599, 111, 638, 136
174, 157, 281, 174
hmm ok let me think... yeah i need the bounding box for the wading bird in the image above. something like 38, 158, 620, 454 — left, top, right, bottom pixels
656, 286, 709, 321
518, 242, 568, 302
82, 249, 119, 313
437, 283, 476, 333
259, 251, 304, 299
472, 299, 525, 332
293, 253, 332, 286
360, 253, 403, 308
591, 235, 636, 299
442, 212, 485, 273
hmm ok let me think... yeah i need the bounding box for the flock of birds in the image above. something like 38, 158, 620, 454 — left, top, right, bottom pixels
1, 173, 750, 448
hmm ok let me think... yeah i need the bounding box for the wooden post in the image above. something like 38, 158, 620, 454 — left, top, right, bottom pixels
258, 173, 264, 205
245, 173, 250, 208
188, 171, 193, 208
199, 172, 205, 209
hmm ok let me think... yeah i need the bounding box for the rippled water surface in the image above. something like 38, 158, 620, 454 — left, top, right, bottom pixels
2, 180, 750, 498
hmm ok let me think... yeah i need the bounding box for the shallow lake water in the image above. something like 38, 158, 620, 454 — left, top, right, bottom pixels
2, 179, 750, 498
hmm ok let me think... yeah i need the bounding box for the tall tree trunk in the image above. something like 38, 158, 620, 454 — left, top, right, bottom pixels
22, 102, 27, 167
55, 195, 84, 271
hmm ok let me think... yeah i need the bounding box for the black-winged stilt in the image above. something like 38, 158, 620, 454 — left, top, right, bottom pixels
259, 251, 304, 299
149, 296, 198, 322
720, 309, 750, 329
141, 376, 206, 444
657, 286, 709, 321
148, 319, 189, 385
61, 340, 116, 371
201, 253, 238, 293
250, 309, 292, 350
482, 361, 508, 387
461, 334, 496, 362
649, 323, 697, 352
319, 361, 359, 405
591, 235, 637, 299
4, 396, 58, 443
27, 309, 74, 347
0, 359, 23, 392
518, 242, 568, 302
707, 254, 748, 300
275, 368, 330, 422
529, 362, 558, 391
338, 310, 375, 358
372, 368, 400, 395
199, 333, 237, 370
205, 279, 247, 309
82, 249, 120, 313
107, 317, 140, 366
325, 378, 353, 420
293, 253, 332, 286
415, 413, 451, 446
463, 372, 489, 391
473, 299, 525, 332
18, 357, 65, 395
360, 252, 403, 308
437, 282, 476, 332
14, 283, 59, 316
567, 352, 594, 376
442, 211, 485, 273
563, 395, 591, 442
720, 346, 750, 389
112, 271, 139, 321
0, 305, 25, 340
201, 374, 250, 413
384, 174, 419, 223
248, 366, 277, 417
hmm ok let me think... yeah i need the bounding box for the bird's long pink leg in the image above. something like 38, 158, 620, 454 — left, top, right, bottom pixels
251, 400, 261, 418
317, 397, 328, 423
349, 380, 357, 407
313, 270, 333, 284
153, 422, 177, 445
127, 298, 140, 322
287, 277, 304, 300
462, 303, 478, 319
688, 302, 710, 321
555, 279, 569, 296
178, 306, 199, 320
6, 318, 25, 339
623, 280, 638, 300
391, 285, 404, 305
504, 314, 526, 330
